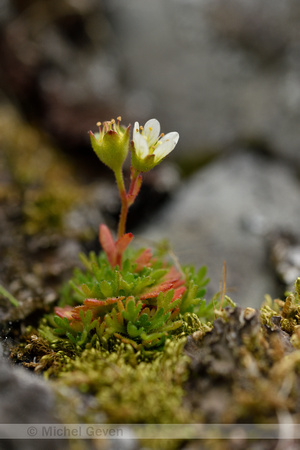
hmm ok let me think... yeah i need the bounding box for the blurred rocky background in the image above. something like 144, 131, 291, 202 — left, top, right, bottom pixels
1, 0, 300, 310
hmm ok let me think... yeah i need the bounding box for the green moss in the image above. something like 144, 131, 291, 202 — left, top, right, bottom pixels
260, 293, 281, 327
53, 337, 194, 424
260, 277, 300, 337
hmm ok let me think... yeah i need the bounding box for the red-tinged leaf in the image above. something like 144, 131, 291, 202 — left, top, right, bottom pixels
99, 224, 117, 267
72, 296, 124, 320
127, 174, 142, 206
125, 295, 135, 305
117, 300, 125, 312
55, 306, 74, 320
139, 282, 174, 300
115, 232, 133, 254
139, 291, 161, 300
128, 169, 142, 196
83, 297, 124, 307
55, 306, 85, 330
161, 277, 184, 288
83, 299, 108, 307
105, 297, 125, 305
163, 266, 186, 289
164, 265, 183, 282
115, 232, 134, 268
68, 306, 86, 321
171, 278, 186, 289
134, 248, 153, 272
172, 286, 186, 302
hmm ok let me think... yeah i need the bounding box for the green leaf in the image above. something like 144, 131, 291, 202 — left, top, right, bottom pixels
80, 283, 92, 297
91, 282, 105, 299
132, 276, 153, 295
79, 252, 93, 272
105, 309, 125, 334
136, 313, 151, 328
127, 322, 144, 338
157, 290, 174, 311
66, 332, 77, 344
197, 265, 207, 279
162, 320, 182, 332
150, 269, 168, 282
118, 275, 133, 293
53, 315, 68, 328
100, 280, 114, 297
122, 298, 142, 323
122, 258, 131, 272
79, 309, 93, 325
91, 262, 105, 283
140, 331, 166, 345
149, 308, 170, 332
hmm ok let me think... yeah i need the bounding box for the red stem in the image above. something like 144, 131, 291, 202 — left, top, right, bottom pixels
116, 168, 142, 238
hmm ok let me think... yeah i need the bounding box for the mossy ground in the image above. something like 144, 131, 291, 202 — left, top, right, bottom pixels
7, 279, 300, 450
10, 330, 196, 450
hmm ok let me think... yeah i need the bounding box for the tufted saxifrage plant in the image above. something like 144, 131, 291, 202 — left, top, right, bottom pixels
50, 118, 209, 351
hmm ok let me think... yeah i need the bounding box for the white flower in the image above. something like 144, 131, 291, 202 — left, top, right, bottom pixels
131, 119, 179, 172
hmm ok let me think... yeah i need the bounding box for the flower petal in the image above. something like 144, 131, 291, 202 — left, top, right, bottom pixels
143, 119, 160, 147
133, 121, 140, 139
133, 132, 149, 159
154, 132, 179, 162
154, 142, 175, 162
160, 131, 179, 146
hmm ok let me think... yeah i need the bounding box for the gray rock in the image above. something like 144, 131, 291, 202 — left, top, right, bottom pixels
2, 0, 300, 169
138, 151, 300, 307
107, 0, 300, 166
0, 1, 121, 147
0, 344, 66, 450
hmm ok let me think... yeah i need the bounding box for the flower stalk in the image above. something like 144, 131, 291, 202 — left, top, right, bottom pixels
115, 168, 142, 238
114, 167, 129, 239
